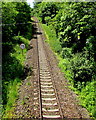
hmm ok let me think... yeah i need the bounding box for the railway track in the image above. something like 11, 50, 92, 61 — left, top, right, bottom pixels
14, 17, 90, 119
33, 19, 64, 119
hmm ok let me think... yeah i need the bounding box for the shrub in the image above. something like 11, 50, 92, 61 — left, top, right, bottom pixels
79, 80, 96, 118
61, 47, 72, 58
70, 53, 94, 89
58, 57, 73, 83
12, 36, 29, 49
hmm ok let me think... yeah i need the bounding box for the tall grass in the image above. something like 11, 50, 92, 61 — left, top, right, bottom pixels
41, 24, 62, 54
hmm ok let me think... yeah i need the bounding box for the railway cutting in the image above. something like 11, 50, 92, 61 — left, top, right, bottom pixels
14, 17, 90, 119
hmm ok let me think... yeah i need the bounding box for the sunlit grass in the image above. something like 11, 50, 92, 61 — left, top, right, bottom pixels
41, 24, 62, 53
3, 78, 21, 118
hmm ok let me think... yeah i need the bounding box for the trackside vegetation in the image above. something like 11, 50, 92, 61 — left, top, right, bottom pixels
2, 2, 32, 118
32, 2, 96, 119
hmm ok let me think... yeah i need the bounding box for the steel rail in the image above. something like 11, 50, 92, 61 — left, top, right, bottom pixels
37, 20, 64, 119
38, 23, 64, 119
35, 21, 43, 119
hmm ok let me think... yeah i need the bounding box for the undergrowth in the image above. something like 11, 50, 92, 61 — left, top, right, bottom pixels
79, 81, 96, 118
3, 78, 21, 118
2, 36, 29, 118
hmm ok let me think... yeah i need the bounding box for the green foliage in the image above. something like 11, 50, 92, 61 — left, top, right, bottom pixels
70, 53, 94, 87
34, 2, 96, 118
79, 81, 96, 118
86, 36, 96, 61
61, 47, 72, 58
58, 51, 96, 118
33, 2, 59, 23
45, 16, 51, 24
53, 3, 96, 53
12, 36, 29, 49
42, 24, 62, 53
15, 2, 32, 39
2, 2, 18, 51
2, 41, 28, 117
2, 2, 32, 117
3, 78, 21, 118
2, 2, 32, 53
58, 57, 73, 83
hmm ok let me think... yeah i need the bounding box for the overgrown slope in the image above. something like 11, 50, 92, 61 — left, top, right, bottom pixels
2, 2, 32, 118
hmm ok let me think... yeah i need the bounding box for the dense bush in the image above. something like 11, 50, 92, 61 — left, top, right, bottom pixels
70, 53, 94, 89
12, 36, 29, 49
61, 47, 72, 58
79, 81, 96, 117
35, 2, 59, 23
2, 2, 32, 54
